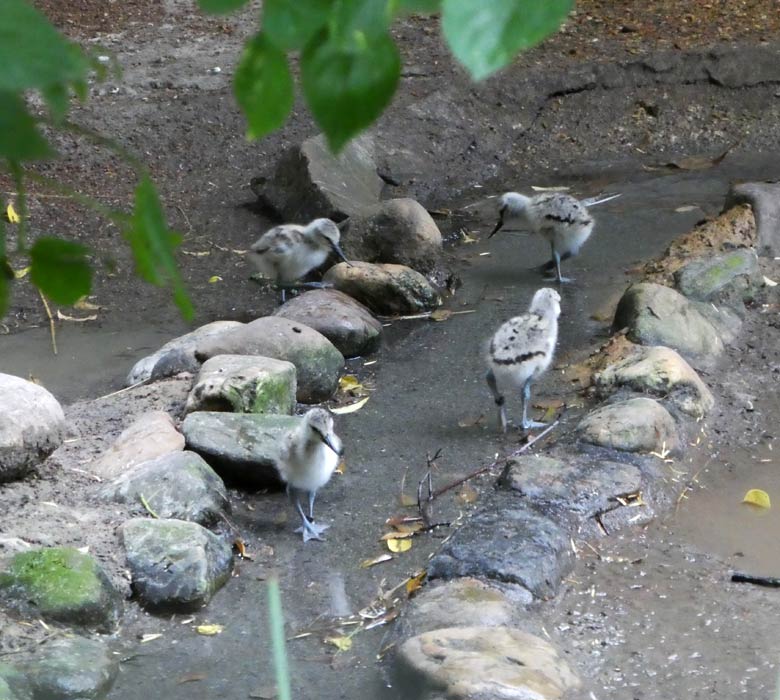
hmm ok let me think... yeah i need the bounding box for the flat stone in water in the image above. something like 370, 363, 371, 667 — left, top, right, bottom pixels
397, 626, 581, 700
274, 289, 382, 358
16, 636, 118, 700
181, 412, 301, 487
89, 411, 185, 480
577, 397, 679, 454
121, 518, 233, 611
100, 450, 230, 525
0, 373, 66, 482
428, 496, 573, 600
0, 547, 122, 632
185, 354, 297, 415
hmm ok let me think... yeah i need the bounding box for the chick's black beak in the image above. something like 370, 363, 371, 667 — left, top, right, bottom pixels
314, 427, 344, 456
332, 242, 353, 267
488, 209, 505, 238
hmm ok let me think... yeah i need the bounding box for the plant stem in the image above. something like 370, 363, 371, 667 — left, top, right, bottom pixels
267, 577, 292, 700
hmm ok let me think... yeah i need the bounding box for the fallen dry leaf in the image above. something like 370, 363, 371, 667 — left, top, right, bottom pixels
325, 636, 353, 652
456, 483, 479, 505
429, 309, 452, 322
406, 571, 426, 596
56, 310, 98, 322
360, 553, 393, 569
195, 624, 224, 636
139, 633, 162, 643
399, 493, 417, 507
458, 414, 486, 428
177, 673, 207, 684
208, 275, 223, 284
386, 538, 413, 553
335, 459, 347, 475
74, 297, 101, 311
743, 488, 771, 509
331, 396, 369, 414
338, 375, 364, 393
5, 203, 20, 224
380, 531, 415, 541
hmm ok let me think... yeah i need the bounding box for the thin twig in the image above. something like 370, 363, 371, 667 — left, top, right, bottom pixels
37, 290, 57, 355
139, 494, 159, 519
95, 379, 149, 401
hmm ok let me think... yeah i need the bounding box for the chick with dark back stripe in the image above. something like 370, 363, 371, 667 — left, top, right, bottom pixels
248, 218, 350, 302
486, 288, 561, 433
489, 191, 619, 283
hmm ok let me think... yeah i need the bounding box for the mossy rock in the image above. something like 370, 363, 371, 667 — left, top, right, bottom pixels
0, 664, 32, 700
0, 548, 122, 632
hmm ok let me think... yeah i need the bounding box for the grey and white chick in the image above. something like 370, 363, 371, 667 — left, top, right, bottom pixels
486, 287, 561, 433
277, 408, 343, 543
248, 218, 349, 301
489, 191, 619, 283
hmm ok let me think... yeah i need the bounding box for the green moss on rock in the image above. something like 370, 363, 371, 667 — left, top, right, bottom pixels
0, 548, 121, 632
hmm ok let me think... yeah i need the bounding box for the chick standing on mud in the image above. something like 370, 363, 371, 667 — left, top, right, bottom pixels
486, 288, 561, 433
277, 408, 343, 543
248, 218, 350, 301
489, 191, 620, 283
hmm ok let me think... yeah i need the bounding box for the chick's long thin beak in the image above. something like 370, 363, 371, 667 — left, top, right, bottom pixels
488, 213, 504, 238
323, 433, 344, 457
332, 242, 353, 267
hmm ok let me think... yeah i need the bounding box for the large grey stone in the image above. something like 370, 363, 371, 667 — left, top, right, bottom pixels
195, 316, 344, 403
324, 261, 440, 315
18, 636, 118, 700
428, 497, 573, 600
578, 397, 679, 454
594, 345, 715, 417
274, 289, 382, 358
89, 411, 185, 480
613, 282, 724, 363
0, 374, 65, 482
121, 518, 232, 610
100, 451, 229, 525
397, 626, 581, 700
501, 454, 644, 527
185, 354, 296, 415
181, 412, 300, 487
125, 320, 243, 385
0, 663, 32, 700
726, 181, 780, 258
257, 134, 383, 221
339, 198, 443, 273
674, 249, 762, 307
0, 548, 122, 632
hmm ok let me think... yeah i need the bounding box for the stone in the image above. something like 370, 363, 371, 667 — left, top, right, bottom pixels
125, 320, 243, 385
185, 355, 296, 415
0, 548, 122, 632
181, 412, 300, 487
121, 518, 233, 610
257, 134, 383, 221
501, 454, 644, 526
428, 496, 573, 600
594, 345, 715, 417
613, 282, 724, 363
725, 181, 780, 258
407, 579, 517, 635
324, 261, 440, 315
18, 636, 118, 700
0, 374, 66, 482
397, 626, 581, 700
195, 317, 344, 403
89, 411, 185, 480
578, 397, 679, 454
274, 289, 382, 358
100, 451, 230, 525
0, 664, 32, 700
339, 198, 443, 273
674, 249, 762, 307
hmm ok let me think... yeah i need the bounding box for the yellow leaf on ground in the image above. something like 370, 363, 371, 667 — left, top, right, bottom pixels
195, 624, 224, 636
386, 538, 412, 553
5, 204, 20, 224
742, 489, 771, 509
429, 309, 452, 322
335, 459, 346, 475
405, 571, 426, 596
338, 375, 363, 393
325, 636, 353, 652
380, 531, 415, 541
208, 276, 223, 283
139, 633, 162, 643
360, 553, 393, 569
331, 396, 369, 415
13, 266, 30, 279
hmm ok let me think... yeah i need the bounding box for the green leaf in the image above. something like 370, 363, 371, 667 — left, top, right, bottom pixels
393, 0, 441, 14
30, 238, 92, 304
234, 33, 294, 140
262, 0, 332, 50
442, 0, 572, 80
0, 93, 54, 161
124, 176, 194, 320
0, 219, 9, 319
197, 0, 250, 13
301, 29, 400, 151
42, 83, 70, 122
0, 0, 88, 92
328, 0, 392, 45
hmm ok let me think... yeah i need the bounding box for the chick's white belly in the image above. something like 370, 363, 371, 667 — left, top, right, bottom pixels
287, 445, 339, 492
547, 223, 593, 256
491, 355, 550, 391
278, 248, 330, 282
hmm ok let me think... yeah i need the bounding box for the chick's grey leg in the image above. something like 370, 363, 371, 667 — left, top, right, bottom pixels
293, 495, 326, 543
520, 380, 547, 431
543, 242, 573, 284
486, 369, 507, 433
305, 489, 330, 538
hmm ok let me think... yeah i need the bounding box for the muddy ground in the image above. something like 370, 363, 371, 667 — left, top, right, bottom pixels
2, 1, 780, 699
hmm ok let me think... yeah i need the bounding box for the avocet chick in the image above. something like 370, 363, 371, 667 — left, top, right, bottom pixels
248, 218, 350, 301
277, 408, 343, 543
486, 288, 561, 433
489, 191, 620, 283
